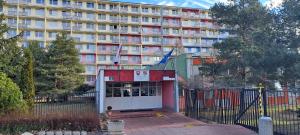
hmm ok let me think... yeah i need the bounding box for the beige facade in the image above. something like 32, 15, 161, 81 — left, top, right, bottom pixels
1, 0, 229, 84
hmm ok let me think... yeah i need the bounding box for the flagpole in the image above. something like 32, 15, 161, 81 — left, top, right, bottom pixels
174, 40, 179, 112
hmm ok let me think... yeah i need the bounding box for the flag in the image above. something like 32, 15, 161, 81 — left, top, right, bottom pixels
114, 44, 122, 65
158, 48, 174, 64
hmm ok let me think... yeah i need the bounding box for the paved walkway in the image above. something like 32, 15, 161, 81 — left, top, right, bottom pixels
123, 113, 257, 135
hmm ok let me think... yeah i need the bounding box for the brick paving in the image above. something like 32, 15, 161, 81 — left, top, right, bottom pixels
123, 112, 257, 135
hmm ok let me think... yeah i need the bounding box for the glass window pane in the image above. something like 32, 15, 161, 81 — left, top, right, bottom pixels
157, 86, 161, 96
132, 88, 140, 96
149, 87, 156, 96
113, 88, 121, 97
141, 87, 148, 96
106, 87, 113, 97
123, 89, 131, 97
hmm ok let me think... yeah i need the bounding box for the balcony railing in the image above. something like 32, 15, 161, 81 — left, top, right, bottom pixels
6, 0, 18, 4
62, 4, 73, 9
7, 23, 17, 28
120, 9, 129, 13
73, 4, 82, 9
111, 39, 120, 43
120, 19, 128, 23
109, 18, 119, 23
72, 37, 81, 42
73, 15, 81, 20
62, 15, 73, 20
19, 0, 31, 5
7, 11, 17, 16
19, 11, 30, 16
110, 8, 119, 12
72, 26, 82, 31
62, 25, 71, 30
18, 23, 29, 28
120, 29, 128, 33
109, 29, 119, 33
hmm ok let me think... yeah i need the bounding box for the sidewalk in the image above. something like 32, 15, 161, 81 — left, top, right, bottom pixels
123, 112, 257, 135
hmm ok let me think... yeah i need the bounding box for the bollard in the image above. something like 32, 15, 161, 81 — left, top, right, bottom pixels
259, 117, 273, 135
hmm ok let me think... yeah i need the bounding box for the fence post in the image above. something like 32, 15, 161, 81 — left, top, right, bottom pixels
259, 117, 273, 135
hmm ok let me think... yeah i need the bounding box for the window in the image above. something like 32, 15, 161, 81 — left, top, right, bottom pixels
49, 0, 58, 5
122, 88, 131, 97
152, 8, 159, 14
74, 1, 82, 7
87, 13, 95, 19
113, 88, 121, 97
98, 55, 106, 61
62, 0, 70, 5
48, 32, 57, 38
131, 16, 139, 22
131, 6, 139, 12
86, 75, 95, 82
143, 37, 149, 42
132, 88, 140, 96
86, 2, 94, 8
98, 24, 106, 30
98, 14, 106, 20
132, 26, 139, 32
106, 87, 113, 97
110, 4, 118, 10
141, 85, 148, 96
173, 29, 179, 34
172, 10, 178, 15
149, 87, 156, 96
152, 18, 159, 23
98, 35, 106, 40
74, 22, 82, 28
142, 7, 148, 13
23, 31, 31, 37
22, 42, 29, 48
131, 46, 139, 52
86, 56, 95, 63
48, 21, 57, 28
48, 9, 58, 16
86, 23, 94, 29
153, 37, 160, 43
98, 4, 106, 9
36, 8, 44, 16
142, 17, 149, 22
99, 45, 106, 51
87, 44, 95, 51
121, 5, 128, 11
35, 20, 44, 28
74, 12, 82, 17
38, 42, 45, 48
35, 31, 44, 38
36, 0, 44, 4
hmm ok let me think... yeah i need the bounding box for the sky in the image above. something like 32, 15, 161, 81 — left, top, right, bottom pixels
114, 0, 284, 9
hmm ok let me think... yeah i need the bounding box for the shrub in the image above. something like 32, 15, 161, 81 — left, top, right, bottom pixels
0, 72, 28, 115
74, 84, 95, 93
0, 112, 100, 134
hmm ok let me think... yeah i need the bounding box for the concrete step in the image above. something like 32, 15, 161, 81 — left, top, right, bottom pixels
111, 111, 155, 119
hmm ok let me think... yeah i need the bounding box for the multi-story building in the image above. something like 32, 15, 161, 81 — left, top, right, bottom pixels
1, 0, 230, 85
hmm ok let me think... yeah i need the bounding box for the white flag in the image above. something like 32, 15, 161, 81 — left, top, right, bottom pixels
114, 44, 122, 65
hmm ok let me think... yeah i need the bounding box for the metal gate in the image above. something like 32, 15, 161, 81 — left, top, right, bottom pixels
185, 88, 260, 131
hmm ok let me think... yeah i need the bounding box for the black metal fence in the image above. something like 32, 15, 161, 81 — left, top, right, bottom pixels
0, 90, 100, 133
265, 90, 300, 135
185, 88, 300, 135
34, 90, 99, 117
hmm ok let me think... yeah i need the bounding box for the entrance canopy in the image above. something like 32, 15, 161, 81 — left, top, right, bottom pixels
96, 70, 177, 113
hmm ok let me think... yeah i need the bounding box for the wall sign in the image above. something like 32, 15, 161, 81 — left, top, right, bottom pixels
134, 70, 149, 81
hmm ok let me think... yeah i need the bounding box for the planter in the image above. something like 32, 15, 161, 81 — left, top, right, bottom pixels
107, 120, 124, 132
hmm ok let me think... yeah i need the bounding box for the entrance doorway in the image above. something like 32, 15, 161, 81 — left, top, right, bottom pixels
105, 82, 162, 110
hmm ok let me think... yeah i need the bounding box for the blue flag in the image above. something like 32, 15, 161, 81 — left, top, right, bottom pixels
158, 48, 174, 64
